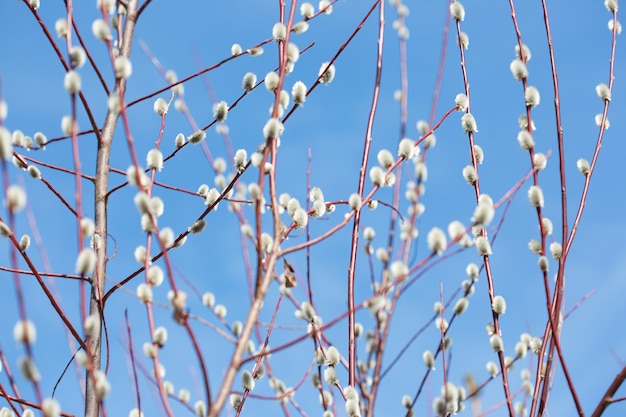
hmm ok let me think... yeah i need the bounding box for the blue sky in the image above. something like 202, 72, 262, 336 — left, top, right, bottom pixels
1, 1, 625, 416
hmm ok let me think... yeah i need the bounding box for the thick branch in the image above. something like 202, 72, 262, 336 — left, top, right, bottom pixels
85, 2, 139, 417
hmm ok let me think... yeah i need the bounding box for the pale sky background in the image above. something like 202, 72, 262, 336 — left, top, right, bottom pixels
0, 1, 625, 417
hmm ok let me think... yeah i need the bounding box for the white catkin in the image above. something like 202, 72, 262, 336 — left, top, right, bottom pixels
461, 113, 478, 133
455, 93, 468, 110
76, 249, 96, 274
476, 236, 492, 256
114, 56, 132, 79
213, 101, 229, 122
510, 59, 528, 80
292, 81, 307, 105
318, 62, 336, 84
528, 185, 544, 207
301, 2, 314, 18
272, 22, 287, 42
492, 295, 506, 315
293, 21, 309, 34
398, 138, 415, 159
525, 86, 540, 107
242, 72, 257, 92
450, 2, 465, 21
458, 32, 470, 49
472, 196, 494, 226
427, 227, 447, 255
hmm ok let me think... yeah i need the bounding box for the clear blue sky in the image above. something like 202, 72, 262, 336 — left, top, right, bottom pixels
0, 1, 625, 416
